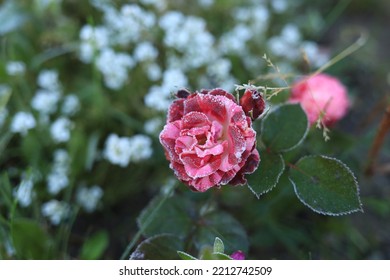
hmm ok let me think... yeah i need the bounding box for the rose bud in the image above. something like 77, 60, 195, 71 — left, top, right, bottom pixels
239, 89, 266, 120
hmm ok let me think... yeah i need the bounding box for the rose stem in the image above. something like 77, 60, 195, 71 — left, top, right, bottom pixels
365, 104, 390, 176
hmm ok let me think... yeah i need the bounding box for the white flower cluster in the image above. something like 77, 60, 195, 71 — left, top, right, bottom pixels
10, 112, 36, 135
79, 4, 157, 90
47, 149, 70, 195
41, 199, 69, 225
76, 185, 104, 213
104, 133, 153, 167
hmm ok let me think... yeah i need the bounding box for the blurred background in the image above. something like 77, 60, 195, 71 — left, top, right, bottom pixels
0, 0, 389, 259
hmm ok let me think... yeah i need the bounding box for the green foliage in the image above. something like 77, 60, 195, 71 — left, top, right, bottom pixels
130, 234, 184, 260
11, 218, 52, 259
261, 104, 309, 152
137, 194, 248, 257
289, 156, 362, 215
80, 230, 109, 260
247, 149, 285, 198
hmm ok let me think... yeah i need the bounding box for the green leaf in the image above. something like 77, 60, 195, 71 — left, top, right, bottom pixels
137, 196, 195, 239
177, 251, 198, 260
247, 149, 285, 198
80, 230, 109, 260
289, 155, 363, 215
194, 211, 248, 254
261, 103, 309, 152
0, 85, 11, 110
11, 218, 51, 259
199, 246, 233, 260
213, 237, 224, 253
130, 234, 184, 260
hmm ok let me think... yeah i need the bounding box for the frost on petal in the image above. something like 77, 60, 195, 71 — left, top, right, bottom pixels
159, 89, 259, 192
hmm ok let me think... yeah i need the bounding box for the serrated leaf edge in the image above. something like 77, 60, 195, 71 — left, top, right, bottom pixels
130, 233, 181, 260
247, 153, 285, 199
261, 103, 309, 153
289, 155, 363, 216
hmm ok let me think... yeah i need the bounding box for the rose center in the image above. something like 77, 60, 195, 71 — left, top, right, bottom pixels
196, 134, 207, 145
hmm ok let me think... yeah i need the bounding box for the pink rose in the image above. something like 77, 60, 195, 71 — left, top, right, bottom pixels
289, 73, 350, 126
159, 88, 260, 192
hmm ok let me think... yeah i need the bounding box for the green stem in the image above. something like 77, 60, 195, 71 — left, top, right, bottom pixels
119, 187, 175, 260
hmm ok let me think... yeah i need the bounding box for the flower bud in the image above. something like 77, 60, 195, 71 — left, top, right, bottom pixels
239, 89, 265, 120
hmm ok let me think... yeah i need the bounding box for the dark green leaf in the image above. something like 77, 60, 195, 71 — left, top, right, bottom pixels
80, 230, 109, 260
194, 211, 248, 254
11, 218, 51, 259
137, 196, 195, 239
247, 149, 285, 198
130, 234, 184, 260
289, 155, 362, 215
261, 103, 309, 152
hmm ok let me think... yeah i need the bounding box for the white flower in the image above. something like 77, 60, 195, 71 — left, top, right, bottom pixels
96, 48, 134, 89
145, 63, 162, 81
76, 185, 103, 213
281, 24, 301, 45
144, 117, 162, 135
47, 171, 69, 195
13, 179, 34, 207
10, 112, 36, 135
61, 94, 80, 116
37, 69, 61, 91
271, 0, 288, 13
144, 85, 172, 111
41, 200, 69, 225
31, 89, 61, 115
79, 25, 110, 63
162, 68, 188, 89
6, 61, 26, 76
47, 149, 69, 195
134, 41, 158, 62
207, 58, 231, 79
128, 134, 153, 162
104, 134, 132, 167
50, 117, 73, 143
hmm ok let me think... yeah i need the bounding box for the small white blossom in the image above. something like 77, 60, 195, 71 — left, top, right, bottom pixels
271, 0, 288, 13
10, 112, 36, 135
301, 41, 330, 68
144, 117, 162, 135
6, 61, 26, 76
96, 48, 134, 89
47, 171, 69, 195
134, 41, 158, 62
61, 94, 80, 116
50, 117, 73, 143
37, 69, 61, 91
128, 134, 153, 162
47, 149, 69, 195
31, 89, 61, 115
145, 63, 162, 81
41, 200, 69, 225
79, 25, 110, 63
281, 24, 301, 45
198, 0, 214, 8
162, 68, 188, 89
104, 134, 132, 167
13, 179, 34, 207
144, 85, 172, 111
76, 185, 103, 213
